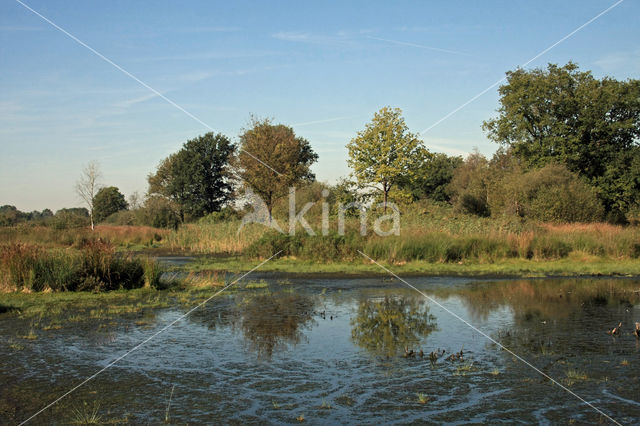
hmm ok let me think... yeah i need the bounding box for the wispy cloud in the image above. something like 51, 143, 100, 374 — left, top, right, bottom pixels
132, 50, 283, 62
291, 115, 360, 127
366, 36, 473, 57
176, 26, 241, 33
594, 50, 640, 74
272, 31, 356, 47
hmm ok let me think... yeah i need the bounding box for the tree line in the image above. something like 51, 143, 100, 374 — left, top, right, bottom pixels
3, 62, 638, 229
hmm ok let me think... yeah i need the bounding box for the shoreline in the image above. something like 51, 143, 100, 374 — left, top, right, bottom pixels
175, 255, 640, 279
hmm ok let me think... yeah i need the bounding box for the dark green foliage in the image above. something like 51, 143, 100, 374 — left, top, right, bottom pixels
245, 231, 362, 261
0, 205, 54, 226
52, 208, 90, 229
148, 132, 236, 220
198, 207, 241, 224
483, 62, 640, 214
0, 241, 159, 292
403, 153, 463, 202
459, 193, 491, 217
93, 186, 128, 223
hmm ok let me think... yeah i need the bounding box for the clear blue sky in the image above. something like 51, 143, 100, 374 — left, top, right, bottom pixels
1, 0, 638, 211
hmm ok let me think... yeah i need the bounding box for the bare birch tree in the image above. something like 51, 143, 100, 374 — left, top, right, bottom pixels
75, 161, 102, 231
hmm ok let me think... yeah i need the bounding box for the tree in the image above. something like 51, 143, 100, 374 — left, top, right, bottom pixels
347, 107, 425, 210
148, 132, 236, 220
93, 186, 128, 223
75, 161, 102, 230
483, 62, 640, 216
235, 117, 318, 218
402, 152, 463, 202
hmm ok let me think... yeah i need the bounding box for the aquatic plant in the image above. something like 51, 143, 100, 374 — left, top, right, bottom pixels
70, 402, 102, 424
417, 393, 431, 404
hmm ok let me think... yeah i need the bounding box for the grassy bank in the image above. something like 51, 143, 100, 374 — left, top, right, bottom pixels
2, 203, 640, 279
184, 254, 640, 278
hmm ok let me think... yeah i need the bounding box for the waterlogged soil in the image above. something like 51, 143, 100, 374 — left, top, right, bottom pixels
1, 277, 640, 424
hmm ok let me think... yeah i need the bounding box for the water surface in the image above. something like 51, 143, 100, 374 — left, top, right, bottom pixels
1, 276, 639, 424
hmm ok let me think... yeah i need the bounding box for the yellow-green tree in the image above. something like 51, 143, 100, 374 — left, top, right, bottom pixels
347, 107, 426, 210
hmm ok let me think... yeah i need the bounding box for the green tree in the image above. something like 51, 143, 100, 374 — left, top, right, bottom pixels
347, 107, 425, 210
148, 132, 236, 220
235, 117, 318, 218
483, 62, 640, 217
93, 186, 128, 223
402, 152, 463, 202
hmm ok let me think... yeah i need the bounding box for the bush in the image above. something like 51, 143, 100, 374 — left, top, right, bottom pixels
198, 207, 241, 224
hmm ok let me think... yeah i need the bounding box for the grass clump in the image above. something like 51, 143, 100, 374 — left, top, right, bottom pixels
0, 241, 164, 292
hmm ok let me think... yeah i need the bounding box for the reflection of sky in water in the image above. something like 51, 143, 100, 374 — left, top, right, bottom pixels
2, 277, 640, 424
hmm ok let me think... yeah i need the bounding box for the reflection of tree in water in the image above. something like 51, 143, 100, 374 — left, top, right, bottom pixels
237, 293, 316, 358
440, 279, 640, 356
351, 296, 437, 357
444, 279, 640, 324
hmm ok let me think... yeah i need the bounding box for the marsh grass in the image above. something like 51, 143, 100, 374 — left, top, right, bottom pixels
70, 401, 101, 424
565, 369, 588, 386
0, 241, 164, 292
0, 225, 169, 249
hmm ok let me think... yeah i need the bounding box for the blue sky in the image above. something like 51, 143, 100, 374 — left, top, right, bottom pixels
1, 0, 639, 211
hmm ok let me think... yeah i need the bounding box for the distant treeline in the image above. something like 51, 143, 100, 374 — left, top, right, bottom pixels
0, 205, 89, 228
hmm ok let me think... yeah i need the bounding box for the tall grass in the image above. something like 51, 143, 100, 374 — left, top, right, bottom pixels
0, 241, 163, 292
0, 225, 169, 249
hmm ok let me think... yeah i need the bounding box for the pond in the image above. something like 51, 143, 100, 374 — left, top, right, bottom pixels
1, 276, 640, 424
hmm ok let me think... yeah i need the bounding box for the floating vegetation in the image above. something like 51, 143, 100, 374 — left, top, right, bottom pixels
417, 393, 431, 404
245, 281, 268, 289
454, 362, 476, 376
564, 369, 588, 386
320, 398, 332, 410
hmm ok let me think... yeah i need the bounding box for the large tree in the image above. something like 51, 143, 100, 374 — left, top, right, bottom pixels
347, 107, 425, 210
148, 132, 236, 220
93, 186, 128, 223
235, 117, 318, 218
75, 161, 102, 230
483, 62, 640, 216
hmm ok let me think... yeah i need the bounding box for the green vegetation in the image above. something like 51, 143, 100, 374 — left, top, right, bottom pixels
234, 116, 318, 218
2, 62, 640, 283
347, 106, 426, 209
93, 186, 128, 223
148, 132, 235, 221
0, 241, 161, 292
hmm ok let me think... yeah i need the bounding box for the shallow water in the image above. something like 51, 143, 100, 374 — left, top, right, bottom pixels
2, 276, 640, 424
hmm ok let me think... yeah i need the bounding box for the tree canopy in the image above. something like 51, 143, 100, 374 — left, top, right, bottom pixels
235, 117, 318, 217
93, 186, 128, 223
483, 62, 640, 216
148, 132, 236, 220
347, 107, 426, 209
